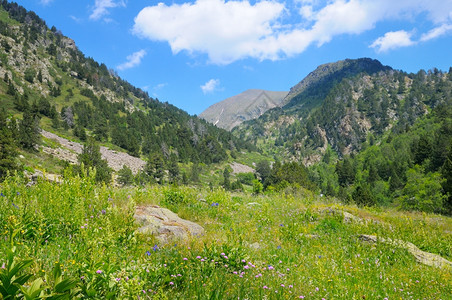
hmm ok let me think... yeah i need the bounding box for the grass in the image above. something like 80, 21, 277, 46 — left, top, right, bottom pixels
0, 175, 451, 299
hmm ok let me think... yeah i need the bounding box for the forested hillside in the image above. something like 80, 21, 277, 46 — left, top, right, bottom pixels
0, 0, 252, 181
242, 65, 452, 214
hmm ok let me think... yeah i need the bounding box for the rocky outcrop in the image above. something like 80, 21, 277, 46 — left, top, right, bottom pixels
134, 205, 205, 243
359, 234, 452, 269
41, 130, 146, 174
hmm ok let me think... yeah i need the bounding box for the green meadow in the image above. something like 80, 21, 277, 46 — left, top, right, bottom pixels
1, 174, 450, 299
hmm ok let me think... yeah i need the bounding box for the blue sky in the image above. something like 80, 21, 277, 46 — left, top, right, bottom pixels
13, 0, 452, 115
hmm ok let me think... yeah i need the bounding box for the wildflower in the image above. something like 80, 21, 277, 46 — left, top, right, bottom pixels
177, 274, 182, 277
153, 245, 159, 251
299, 296, 305, 299
116, 278, 121, 281
277, 245, 281, 249
315, 287, 319, 291
268, 265, 274, 270
183, 258, 188, 261
101, 209, 106, 215
224, 256, 228, 259
281, 284, 285, 287
196, 256, 201, 259
146, 251, 151, 256
169, 282, 174, 285
263, 286, 268, 289
244, 265, 249, 269
242, 259, 246, 263
96, 270, 102, 274
81, 226, 85, 229
12, 203, 19, 209
142, 290, 146, 293
221, 253, 225, 256
233, 271, 238, 274
0, 193, 4, 197
201, 259, 205, 262
16, 192, 20, 195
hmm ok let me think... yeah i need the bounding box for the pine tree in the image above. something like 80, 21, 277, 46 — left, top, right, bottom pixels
222, 167, 231, 190
78, 137, 111, 183
0, 109, 19, 180
168, 154, 180, 184
18, 109, 40, 150
441, 143, 452, 212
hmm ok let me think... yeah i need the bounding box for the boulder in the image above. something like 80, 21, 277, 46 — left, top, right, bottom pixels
135, 205, 205, 244
359, 234, 452, 269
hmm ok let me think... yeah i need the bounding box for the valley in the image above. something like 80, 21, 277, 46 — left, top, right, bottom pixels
0, 1, 451, 299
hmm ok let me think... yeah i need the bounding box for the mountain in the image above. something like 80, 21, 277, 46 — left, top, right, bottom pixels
233, 58, 395, 160
200, 89, 288, 131
0, 1, 253, 173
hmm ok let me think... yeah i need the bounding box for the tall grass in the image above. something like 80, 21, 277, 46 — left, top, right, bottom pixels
0, 174, 451, 298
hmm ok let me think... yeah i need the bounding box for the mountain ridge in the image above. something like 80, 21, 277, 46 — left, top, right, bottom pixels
200, 89, 288, 130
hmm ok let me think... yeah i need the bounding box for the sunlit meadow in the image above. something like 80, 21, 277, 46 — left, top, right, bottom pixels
0, 173, 451, 299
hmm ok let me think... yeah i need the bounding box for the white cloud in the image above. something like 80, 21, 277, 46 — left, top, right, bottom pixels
90, 0, 126, 21
69, 15, 82, 23
133, 0, 452, 64
370, 30, 415, 53
420, 24, 452, 41
40, 0, 54, 5
117, 50, 147, 71
201, 79, 221, 94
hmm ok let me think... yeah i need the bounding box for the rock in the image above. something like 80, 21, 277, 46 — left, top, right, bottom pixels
248, 242, 261, 250
135, 205, 205, 244
359, 234, 452, 269
343, 211, 362, 223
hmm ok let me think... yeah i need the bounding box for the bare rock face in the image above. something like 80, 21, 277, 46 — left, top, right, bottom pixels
359, 234, 452, 269
134, 205, 205, 244
200, 89, 288, 131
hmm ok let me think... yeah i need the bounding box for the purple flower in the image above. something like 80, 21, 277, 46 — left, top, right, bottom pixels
169, 282, 174, 285
116, 278, 121, 281
196, 256, 201, 259
183, 257, 188, 261
244, 265, 249, 269
96, 270, 102, 274
263, 286, 268, 289
146, 251, 151, 256
101, 209, 106, 215
268, 265, 274, 270
153, 245, 159, 251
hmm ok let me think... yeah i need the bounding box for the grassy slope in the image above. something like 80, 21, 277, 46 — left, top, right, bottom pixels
0, 176, 450, 299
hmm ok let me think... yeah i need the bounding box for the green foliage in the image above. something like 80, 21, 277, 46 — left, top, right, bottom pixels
399, 166, 446, 213
0, 109, 19, 181
352, 183, 376, 207
252, 179, 263, 194
117, 165, 134, 186
77, 137, 111, 184
236, 172, 255, 186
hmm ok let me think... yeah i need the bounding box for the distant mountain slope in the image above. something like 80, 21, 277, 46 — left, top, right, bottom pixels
200, 89, 287, 130
0, 1, 253, 167
233, 59, 451, 163
284, 58, 392, 109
